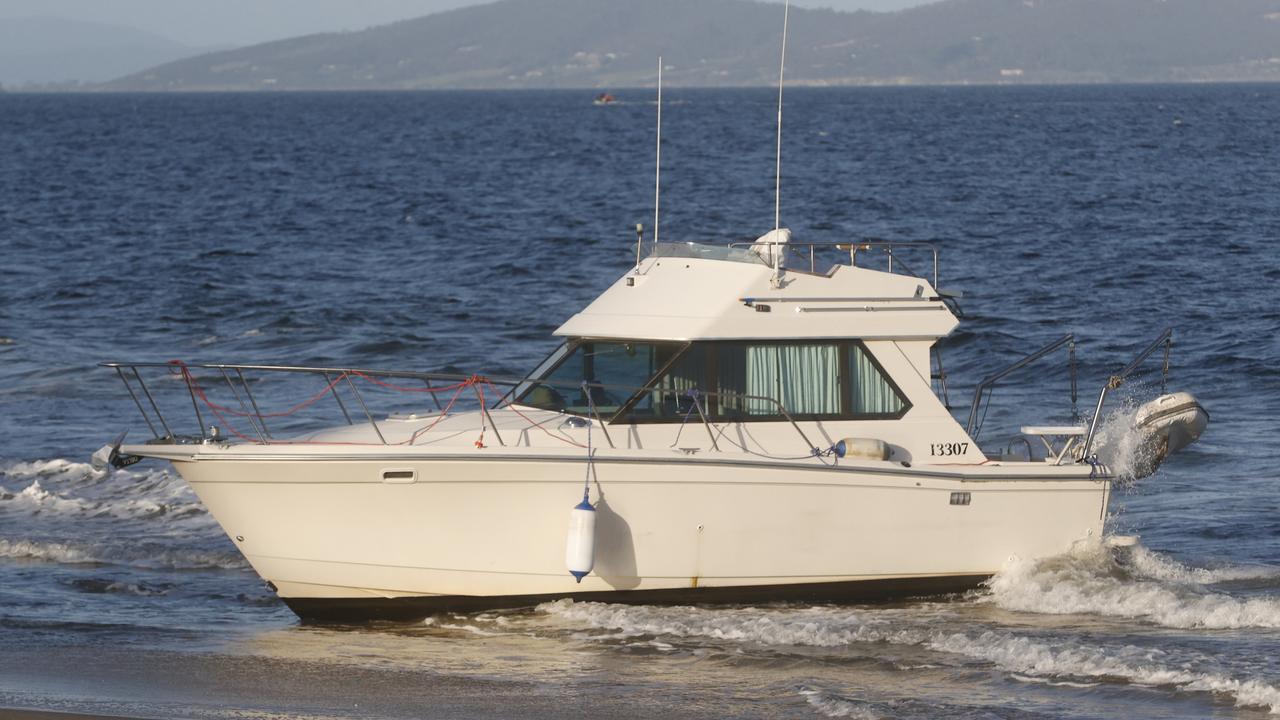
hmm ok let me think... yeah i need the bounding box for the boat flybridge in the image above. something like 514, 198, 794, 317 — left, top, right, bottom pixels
97, 231, 1208, 621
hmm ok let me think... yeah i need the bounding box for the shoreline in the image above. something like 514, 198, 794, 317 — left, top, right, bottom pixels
1, 711, 142, 720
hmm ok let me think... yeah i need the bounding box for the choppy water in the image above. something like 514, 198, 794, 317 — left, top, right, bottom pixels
1, 86, 1278, 718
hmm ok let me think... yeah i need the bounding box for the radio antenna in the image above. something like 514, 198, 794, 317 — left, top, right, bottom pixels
774, 0, 790, 233
654, 56, 663, 251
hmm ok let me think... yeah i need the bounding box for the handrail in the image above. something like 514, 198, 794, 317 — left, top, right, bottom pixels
101, 361, 822, 457
724, 239, 940, 289
965, 334, 1077, 439
1080, 328, 1173, 459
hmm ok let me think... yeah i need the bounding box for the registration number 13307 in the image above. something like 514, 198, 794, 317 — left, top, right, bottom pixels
930, 442, 970, 456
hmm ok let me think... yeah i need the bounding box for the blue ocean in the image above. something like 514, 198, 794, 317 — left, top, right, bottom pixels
0, 85, 1278, 718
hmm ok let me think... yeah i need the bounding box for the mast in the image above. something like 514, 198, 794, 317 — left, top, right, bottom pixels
774, 0, 790, 234
654, 56, 663, 251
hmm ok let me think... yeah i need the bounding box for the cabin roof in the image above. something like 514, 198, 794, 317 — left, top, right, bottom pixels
555, 240, 959, 342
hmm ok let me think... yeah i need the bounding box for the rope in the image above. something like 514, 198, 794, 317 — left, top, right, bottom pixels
489, 380, 586, 448
473, 381, 487, 449
582, 416, 593, 504
166, 360, 593, 449
408, 382, 468, 445
668, 388, 700, 448
168, 361, 348, 419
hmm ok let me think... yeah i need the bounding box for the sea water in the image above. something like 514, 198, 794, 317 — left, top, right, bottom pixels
0, 86, 1277, 718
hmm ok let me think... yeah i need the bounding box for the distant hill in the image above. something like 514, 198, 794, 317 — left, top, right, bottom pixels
103, 0, 1280, 91
0, 16, 213, 88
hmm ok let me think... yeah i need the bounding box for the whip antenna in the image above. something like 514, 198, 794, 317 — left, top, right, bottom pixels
654, 56, 663, 251
774, 0, 790, 233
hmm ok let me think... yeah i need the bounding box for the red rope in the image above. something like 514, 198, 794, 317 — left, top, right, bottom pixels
167, 361, 588, 449
167, 360, 348, 419
408, 383, 468, 445
488, 380, 587, 448
350, 371, 472, 394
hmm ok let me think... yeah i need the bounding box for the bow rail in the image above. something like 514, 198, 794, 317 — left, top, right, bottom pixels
100, 361, 820, 455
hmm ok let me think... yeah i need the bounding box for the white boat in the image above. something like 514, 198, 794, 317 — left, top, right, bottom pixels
95, 11, 1207, 621
96, 230, 1207, 621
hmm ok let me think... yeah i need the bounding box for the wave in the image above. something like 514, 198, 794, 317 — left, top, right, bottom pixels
66, 578, 171, 596
537, 600, 1280, 714
2, 458, 106, 482
798, 688, 884, 719
1089, 397, 1163, 483
0, 538, 247, 570
541, 601, 890, 647
1126, 543, 1280, 585
987, 540, 1280, 630
928, 631, 1280, 714
0, 458, 211, 525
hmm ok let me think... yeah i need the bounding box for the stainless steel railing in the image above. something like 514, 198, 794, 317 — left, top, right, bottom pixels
100, 361, 822, 456
966, 333, 1078, 439
721, 239, 942, 289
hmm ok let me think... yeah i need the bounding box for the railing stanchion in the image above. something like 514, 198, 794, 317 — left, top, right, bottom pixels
116, 367, 160, 439
423, 379, 444, 412
344, 373, 387, 444
221, 368, 268, 443
774, 400, 818, 454
581, 382, 615, 449
688, 391, 720, 452
132, 367, 174, 439
476, 383, 505, 447
181, 369, 208, 439
236, 369, 271, 439
323, 372, 354, 425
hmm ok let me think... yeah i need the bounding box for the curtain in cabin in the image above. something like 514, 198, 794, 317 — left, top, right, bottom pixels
849, 344, 904, 415
777, 344, 840, 415
732, 343, 839, 416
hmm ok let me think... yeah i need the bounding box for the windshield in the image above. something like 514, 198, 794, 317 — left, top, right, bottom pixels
514, 340, 685, 415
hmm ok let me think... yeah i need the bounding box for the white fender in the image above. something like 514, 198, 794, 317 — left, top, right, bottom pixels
565, 498, 596, 583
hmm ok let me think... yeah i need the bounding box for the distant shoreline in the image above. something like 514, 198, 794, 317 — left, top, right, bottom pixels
5, 78, 1280, 95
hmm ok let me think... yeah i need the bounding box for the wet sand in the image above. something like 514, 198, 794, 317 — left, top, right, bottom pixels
1, 711, 138, 720
0, 639, 757, 720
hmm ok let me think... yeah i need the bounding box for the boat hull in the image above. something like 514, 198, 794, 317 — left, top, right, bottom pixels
281, 574, 993, 622
169, 452, 1110, 622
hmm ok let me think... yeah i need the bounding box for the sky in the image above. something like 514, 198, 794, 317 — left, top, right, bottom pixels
0, 0, 931, 47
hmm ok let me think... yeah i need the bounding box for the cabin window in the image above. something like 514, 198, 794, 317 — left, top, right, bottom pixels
520, 339, 909, 423
627, 344, 709, 420
715, 343, 842, 417
620, 340, 909, 422
515, 340, 683, 415
849, 343, 908, 416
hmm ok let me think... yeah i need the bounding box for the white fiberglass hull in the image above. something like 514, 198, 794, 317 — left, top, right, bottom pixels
161, 448, 1111, 621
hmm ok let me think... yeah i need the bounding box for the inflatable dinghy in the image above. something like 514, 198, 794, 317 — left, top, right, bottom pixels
1131, 391, 1209, 479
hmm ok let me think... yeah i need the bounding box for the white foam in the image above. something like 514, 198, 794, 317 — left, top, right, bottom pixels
539, 599, 888, 646
1127, 544, 1280, 585
2, 458, 106, 482
0, 538, 95, 564
798, 688, 883, 719
1, 459, 211, 525
988, 541, 1280, 629
927, 631, 1280, 713
0, 537, 246, 570
538, 600, 1280, 713
1090, 399, 1161, 483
